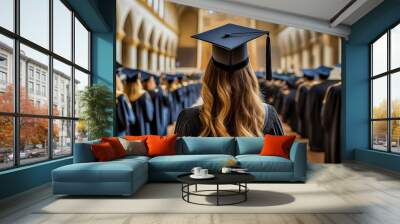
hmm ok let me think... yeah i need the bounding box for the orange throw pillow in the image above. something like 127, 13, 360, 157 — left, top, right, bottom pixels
91, 142, 117, 161
124, 135, 148, 141
101, 137, 126, 158
146, 135, 177, 157
260, 134, 296, 159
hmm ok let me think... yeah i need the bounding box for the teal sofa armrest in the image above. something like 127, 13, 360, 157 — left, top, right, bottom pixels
289, 141, 307, 182
73, 140, 100, 163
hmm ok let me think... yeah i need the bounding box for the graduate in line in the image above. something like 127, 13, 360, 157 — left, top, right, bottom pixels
124, 69, 154, 135
175, 24, 283, 137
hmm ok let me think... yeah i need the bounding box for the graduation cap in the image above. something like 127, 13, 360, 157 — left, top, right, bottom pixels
301, 69, 317, 78
192, 23, 272, 80
120, 68, 141, 82
165, 74, 177, 82
316, 66, 333, 77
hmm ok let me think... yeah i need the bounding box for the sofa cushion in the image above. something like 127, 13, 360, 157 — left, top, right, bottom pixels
53, 158, 147, 183
260, 134, 296, 159
147, 135, 177, 157
177, 137, 236, 155
73, 139, 100, 163
149, 154, 235, 172
236, 137, 263, 155
236, 155, 293, 172
91, 142, 118, 161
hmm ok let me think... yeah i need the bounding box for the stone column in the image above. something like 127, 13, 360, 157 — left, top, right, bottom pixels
322, 34, 334, 66
301, 49, 310, 68
122, 37, 139, 68
150, 49, 158, 72
312, 43, 322, 68
138, 42, 150, 70
158, 52, 165, 72
165, 55, 171, 72
116, 31, 125, 63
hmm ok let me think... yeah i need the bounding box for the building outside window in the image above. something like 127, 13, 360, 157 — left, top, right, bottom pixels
0, 0, 91, 170
370, 22, 400, 154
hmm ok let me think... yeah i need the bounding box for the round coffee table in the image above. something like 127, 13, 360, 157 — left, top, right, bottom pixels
177, 173, 255, 206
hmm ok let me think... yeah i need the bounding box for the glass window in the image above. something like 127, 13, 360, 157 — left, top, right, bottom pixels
372, 33, 387, 76
74, 18, 89, 70
0, 35, 14, 113
20, 0, 49, 49
391, 120, 400, 153
19, 117, 49, 165
371, 24, 400, 154
391, 24, 400, 70
0, 116, 14, 169
53, 59, 72, 117
20, 44, 49, 115
74, 69, 89, 118
0, 0, 14, 31
53, 0, 72, 60
0, 0, 91, 170
75, 120, 88, 143
372, 121, 388, 151
372, 76, 387, 119
53, 119, 72, 157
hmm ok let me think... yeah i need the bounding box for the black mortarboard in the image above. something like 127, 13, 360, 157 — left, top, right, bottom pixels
316, 65, 333, 77
121, 68, 141, 82
192, 23, 272, 80
301, 69, 317, 78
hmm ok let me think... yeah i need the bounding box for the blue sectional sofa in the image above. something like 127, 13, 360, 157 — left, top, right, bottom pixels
52, 137, 307, 196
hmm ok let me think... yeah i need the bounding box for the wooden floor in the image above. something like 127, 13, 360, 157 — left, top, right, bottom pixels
1, 162, 400, 224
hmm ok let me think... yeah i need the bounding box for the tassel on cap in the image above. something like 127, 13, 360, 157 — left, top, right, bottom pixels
266, 34, 272, 80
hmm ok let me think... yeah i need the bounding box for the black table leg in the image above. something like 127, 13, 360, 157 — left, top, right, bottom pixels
216, 184, 219, 206
195, 184, 197, 192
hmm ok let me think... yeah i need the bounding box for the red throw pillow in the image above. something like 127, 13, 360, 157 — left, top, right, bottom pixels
124, 135, 148, 141
260, 134, 296, 159
91, 142, 117, 162
101, 137, 126, 158
146, 135, 177, 157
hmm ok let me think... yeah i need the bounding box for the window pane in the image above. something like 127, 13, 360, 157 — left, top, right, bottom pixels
372, 76, 387, 119
20, 117, 49, 165
372, 121, 388, 151
53, 59, 72, 117
75, 18, 89, 70
0, 0, 14, 31
20, 44, 49, 115
20, 0, 49, 49
53, 119, 72, 157
74, 69, 89, 118
391, 72, 400, 118
391, 24, 400, 70
372, 33, 387, 76
0, 35, 14, 112
53, 0, 72, 60
0, 116, 14, 170
75, 120, 88, 143
391, 120, 400, 153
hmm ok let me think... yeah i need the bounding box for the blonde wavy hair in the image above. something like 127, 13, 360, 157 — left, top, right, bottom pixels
124, 78, 146, 102
199, 59, 265, 137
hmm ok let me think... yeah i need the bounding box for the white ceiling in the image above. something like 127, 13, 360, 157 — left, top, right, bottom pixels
168, 0, 384, 37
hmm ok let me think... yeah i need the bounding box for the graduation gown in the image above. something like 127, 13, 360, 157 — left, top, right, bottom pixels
116, 94, 135, 137
148, 87, 169, 135
322, 83, 341, 163
295, 82, 313, 138
305, 80, 338, 152
174, 103, 284, 136
129, 92, 154, 135
281, 88, 298, 132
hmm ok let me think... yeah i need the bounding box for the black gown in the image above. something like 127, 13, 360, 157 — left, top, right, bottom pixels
174, 103, 284, 136
148, 87, 169, 135
322, 83, 341, 163
129, 92, 154, 135
295, 82, 313, 138
116, 94, 135, 137
281, 89, 298, 132
305, 80, 338, 152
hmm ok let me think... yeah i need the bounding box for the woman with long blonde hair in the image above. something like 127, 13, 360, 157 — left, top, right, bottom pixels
174, 24, 283, 137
